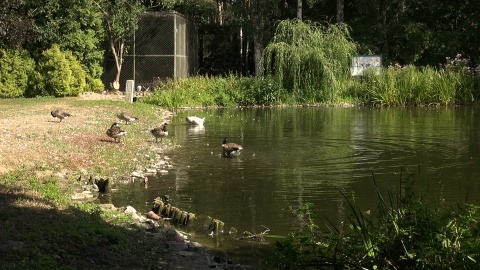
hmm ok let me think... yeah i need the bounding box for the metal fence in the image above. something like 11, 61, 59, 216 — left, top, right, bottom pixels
103, 11, 198, 91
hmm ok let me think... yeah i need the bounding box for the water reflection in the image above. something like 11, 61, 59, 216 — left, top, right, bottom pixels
188, 125, 205, 135
106, 106, 480, 265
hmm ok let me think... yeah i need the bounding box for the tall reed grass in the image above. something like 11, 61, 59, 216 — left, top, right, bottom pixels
349, 65, 476, 106
270, 167, 480, 269
142, 66, 477, 108
140, 75, 290, 109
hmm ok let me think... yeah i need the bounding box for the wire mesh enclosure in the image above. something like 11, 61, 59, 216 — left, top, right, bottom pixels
103, 11, 198, 91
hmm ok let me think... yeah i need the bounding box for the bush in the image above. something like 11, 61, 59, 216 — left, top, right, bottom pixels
85, 76, 105, 93
30, 44, 87, 97
0, 49, 35, 98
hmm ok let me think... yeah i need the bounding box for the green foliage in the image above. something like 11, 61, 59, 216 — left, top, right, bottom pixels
26, 0, 105, 78
350, 65, 475, 106
30, 44, 87, 97
96, 0, 145, 83
260, 19, 358, 103
85, 76, 105, 93
270, 168, 480, 269
141, 75, 292, 109
0, 49, 35, 98
0, 0, 34, 49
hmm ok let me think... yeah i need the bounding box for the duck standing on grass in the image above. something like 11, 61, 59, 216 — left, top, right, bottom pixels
150, 122, 168, 143
222, 137, 243, 157
106, 122, 127, 143
51, 109, 71, 123
117, 112, 138, 125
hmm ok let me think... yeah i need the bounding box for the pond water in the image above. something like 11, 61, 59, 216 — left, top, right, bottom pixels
102, 106, 480, 267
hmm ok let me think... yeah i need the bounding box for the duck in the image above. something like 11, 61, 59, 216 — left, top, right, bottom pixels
51, 109, 71, 123
186, 116, 205, 126
117, 112, 138, 125
106, 122, 127, 143
222, 137, 243, 157
150, 123, 168, 143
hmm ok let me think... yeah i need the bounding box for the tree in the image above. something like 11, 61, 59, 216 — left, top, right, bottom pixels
0, 0, 34, 49
94, 0, 145, 89
26, 0, 105, 78
260, 20, 357, 101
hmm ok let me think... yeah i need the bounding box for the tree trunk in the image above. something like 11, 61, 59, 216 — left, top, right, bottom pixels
217, 0, 223, 26
110, 39, 124, 89
336, 0, 344, 23
297, 0, 302, 21
252, 0, 264, 76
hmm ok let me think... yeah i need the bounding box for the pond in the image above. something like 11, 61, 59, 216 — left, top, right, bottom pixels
102, 106, 480, 267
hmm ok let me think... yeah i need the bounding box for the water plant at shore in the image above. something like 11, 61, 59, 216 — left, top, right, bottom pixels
349, 64, 477, 106
143, 65, 478, 108
270, 167, 480, 269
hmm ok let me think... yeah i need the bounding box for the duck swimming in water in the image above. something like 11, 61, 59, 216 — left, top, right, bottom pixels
221, 137, 243, 157
186, 116, 205, 126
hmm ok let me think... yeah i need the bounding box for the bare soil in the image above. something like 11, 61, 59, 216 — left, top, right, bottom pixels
0, 92, 229, 269
0, 91, 127, 174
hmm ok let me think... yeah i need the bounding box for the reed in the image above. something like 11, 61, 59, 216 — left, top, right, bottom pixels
357, 65, 475, 106
270, 167, 480, 269
141, 75, 291, 108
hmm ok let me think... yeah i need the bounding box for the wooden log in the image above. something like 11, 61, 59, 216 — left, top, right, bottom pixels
214, 220, 224, 234
179, 211, 188, 225
162, 204, 171, 216
152, 197, 164, 214
168, 206, 178, 218
203, 216, 213, 230
186, 213, 196, 226
161, 194, 170, 204
173, 208, 182, 222
95, 178, 111, 193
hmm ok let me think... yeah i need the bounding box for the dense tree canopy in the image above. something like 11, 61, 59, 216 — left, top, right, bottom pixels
0, 0, 479, 82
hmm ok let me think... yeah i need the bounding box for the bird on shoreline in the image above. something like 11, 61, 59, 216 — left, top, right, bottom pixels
151, 123, 168, 143
117, 112, 138, 125
222, 137, 243, 157
106, 122, 127, 143
186, 116, 205, 126
51, 109, 71, 123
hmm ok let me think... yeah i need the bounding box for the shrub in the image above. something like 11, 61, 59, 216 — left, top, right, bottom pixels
85, 76, 105, 93
30, 44, 87, 97
0, 49, 35, 98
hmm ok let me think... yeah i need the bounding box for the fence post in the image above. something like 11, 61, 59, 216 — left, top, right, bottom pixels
125, 80, 134, 103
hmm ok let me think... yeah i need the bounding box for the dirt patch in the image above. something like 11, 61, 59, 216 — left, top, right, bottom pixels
0, 92, 133, 174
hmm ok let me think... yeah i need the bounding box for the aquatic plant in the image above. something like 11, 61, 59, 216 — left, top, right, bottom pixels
270, 167, 480, 269
355, 65, 475, 106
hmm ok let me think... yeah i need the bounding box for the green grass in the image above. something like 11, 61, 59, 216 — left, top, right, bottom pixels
142, 67, 478, 108
0, 97, 178, 268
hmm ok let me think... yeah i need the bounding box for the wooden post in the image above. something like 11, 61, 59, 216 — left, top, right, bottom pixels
125, 80, 134, 103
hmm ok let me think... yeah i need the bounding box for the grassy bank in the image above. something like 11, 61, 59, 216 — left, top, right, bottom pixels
0, 95, 180, 269
142, 66, 479, 109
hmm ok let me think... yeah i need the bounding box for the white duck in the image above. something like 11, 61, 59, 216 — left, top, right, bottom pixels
186, 116, 205, 126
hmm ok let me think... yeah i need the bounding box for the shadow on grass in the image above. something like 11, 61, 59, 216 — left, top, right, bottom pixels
0, 184, 166, 269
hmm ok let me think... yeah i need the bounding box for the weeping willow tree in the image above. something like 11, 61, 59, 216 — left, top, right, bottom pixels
259, 19, 357, 102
